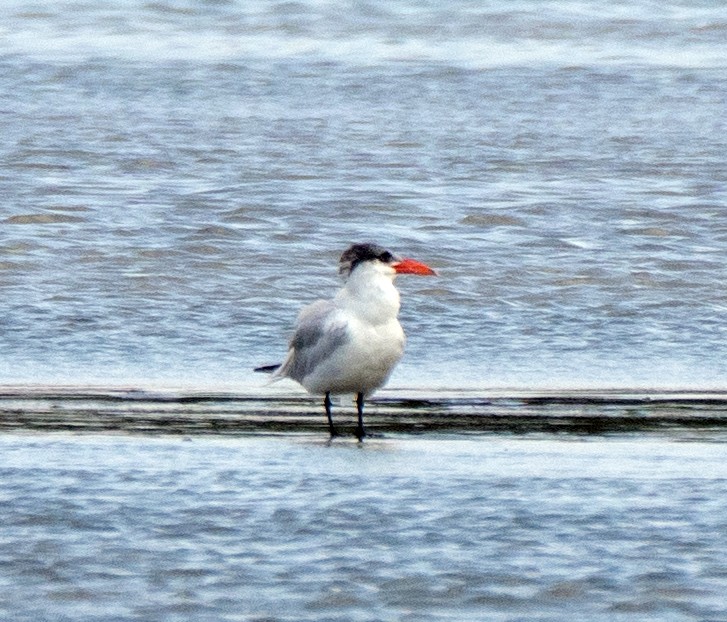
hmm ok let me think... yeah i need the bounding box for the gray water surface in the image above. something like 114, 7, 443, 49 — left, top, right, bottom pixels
2, 433, 727, 622
1, 0, 726, 390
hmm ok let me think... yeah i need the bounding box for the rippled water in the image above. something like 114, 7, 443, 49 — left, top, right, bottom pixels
1, 389, 727, 621
1, 0, 726, 390
1, 434, 726, 622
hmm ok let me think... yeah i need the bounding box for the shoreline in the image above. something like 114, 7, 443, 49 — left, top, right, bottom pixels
3, 383, 727, 400
2, 385, 727, 438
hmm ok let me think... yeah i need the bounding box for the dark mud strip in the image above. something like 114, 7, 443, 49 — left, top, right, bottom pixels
2, 388, 727, 437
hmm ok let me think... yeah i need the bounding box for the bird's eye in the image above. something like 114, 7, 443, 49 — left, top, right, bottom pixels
379, 251, 393, 263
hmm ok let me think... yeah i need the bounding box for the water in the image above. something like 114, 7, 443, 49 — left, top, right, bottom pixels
2, 392, 727, 622
1, 0, 726, 390
1, 433, 726, 622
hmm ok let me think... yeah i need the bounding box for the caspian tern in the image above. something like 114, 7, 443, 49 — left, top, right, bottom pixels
255, 242, 436, 440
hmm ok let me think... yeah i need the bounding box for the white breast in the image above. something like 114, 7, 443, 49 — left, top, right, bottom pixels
302, 317, 405, 395
300, 261, 406, 395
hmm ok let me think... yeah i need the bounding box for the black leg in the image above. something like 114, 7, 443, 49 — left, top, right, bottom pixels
356, 392, 366, 441
324, 392, 337, 437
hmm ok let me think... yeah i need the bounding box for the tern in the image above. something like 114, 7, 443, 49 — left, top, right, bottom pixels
255, 242, 436, 440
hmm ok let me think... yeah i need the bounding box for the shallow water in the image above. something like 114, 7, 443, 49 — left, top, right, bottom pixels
3, 389, 726, 620
2, 433, 727, 622
1, 0, 727, 390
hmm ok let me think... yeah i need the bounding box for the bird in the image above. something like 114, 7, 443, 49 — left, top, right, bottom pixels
255, 242, 436, 440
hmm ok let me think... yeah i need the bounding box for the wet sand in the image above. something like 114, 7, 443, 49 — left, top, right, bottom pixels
2, 386, 727, 439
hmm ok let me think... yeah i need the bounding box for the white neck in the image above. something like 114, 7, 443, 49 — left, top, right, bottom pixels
335, 262, 400, 324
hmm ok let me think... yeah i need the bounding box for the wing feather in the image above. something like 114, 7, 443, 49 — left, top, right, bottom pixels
276, 300, 349, 384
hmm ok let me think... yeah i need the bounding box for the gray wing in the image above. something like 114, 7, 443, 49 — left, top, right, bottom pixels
276, 299, 349, 384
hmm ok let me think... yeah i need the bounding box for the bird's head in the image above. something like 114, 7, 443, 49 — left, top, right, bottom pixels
339, 243, 437, 279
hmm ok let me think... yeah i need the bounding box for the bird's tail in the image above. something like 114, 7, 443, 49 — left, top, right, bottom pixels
254, 364, 281, 374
